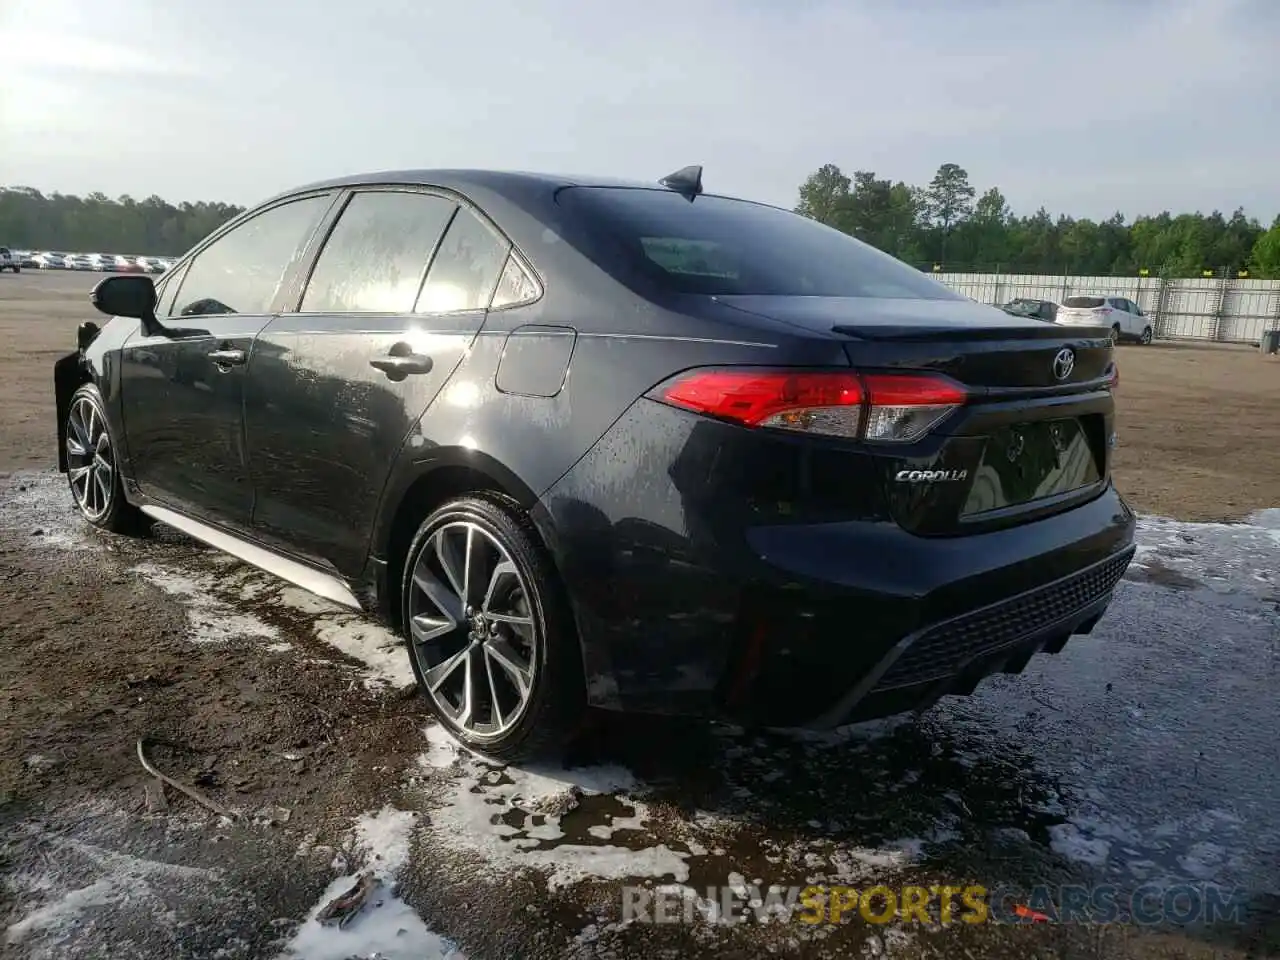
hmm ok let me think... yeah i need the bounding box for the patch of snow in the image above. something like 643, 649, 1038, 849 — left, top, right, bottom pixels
0, 472, 100, 551
129, 563, 279, 645
310, 615, 414, 690
1047, 822, 1112, 866
276, 585, 344, 616
276, 807, 464, 960
1177, 841, 1226, 880
4, 832, 218, 953
416, 741, 686, 891
6, 879, 123, 943
419, 724, 462, 769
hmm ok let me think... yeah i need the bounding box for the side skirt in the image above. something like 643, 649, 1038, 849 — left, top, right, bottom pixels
139, 504, 363, 611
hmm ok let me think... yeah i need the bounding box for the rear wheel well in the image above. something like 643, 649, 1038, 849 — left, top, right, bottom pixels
381, 465, 534, 631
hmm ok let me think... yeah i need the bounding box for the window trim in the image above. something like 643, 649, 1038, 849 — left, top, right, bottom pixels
166, 190, 341, 319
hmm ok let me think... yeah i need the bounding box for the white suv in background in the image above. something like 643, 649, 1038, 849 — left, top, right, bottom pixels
1057, 295, 1153, 345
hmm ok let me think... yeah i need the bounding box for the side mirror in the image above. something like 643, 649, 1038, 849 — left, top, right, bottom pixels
91, 275, 161, 334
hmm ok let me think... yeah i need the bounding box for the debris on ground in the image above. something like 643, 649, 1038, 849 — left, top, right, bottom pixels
316, 870, 376, 928
136, 735, 239, 820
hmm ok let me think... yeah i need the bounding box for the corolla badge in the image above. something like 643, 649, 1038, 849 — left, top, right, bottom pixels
895, 469, 969, 482
1052, 347, 1075, 381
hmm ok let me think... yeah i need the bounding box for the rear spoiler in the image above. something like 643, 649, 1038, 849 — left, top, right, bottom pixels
831, 324, 1113, 342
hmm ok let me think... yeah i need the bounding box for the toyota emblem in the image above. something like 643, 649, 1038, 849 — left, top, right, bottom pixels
1052, 347, 1075, 381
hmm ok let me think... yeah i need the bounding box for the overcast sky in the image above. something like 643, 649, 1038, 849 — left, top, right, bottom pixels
2, 0, 1276, 222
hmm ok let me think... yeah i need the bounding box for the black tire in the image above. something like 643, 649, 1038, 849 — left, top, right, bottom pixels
1140, 326, 1153, 345
400, 493, 586, 762
65, 384, 149, 535
1111, 324, 1122, 344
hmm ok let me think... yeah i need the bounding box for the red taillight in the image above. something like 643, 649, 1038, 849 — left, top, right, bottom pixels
649, 367, 966, 442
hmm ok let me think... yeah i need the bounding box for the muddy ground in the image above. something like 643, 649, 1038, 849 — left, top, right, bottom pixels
1, 270, 1278, 959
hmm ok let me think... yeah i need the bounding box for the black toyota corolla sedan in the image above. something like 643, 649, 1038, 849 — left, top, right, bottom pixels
53, 166, 1134, 760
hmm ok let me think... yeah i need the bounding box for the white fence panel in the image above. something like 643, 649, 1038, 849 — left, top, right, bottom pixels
934, 272, 1280, 345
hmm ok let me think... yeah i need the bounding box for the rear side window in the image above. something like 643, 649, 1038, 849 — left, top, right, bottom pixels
1064, 296, 1106, 308
555, 186, 963, 300
490, 254, 540, 309
300, 191, 456, 313
172, 195, 331, 317
416, 207, 510, 314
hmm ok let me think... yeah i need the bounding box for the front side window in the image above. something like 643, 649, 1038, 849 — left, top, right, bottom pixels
415, 207, 510, 314
556, 186, 965, 300
157, 261, 189, 318
172, 194, 331, 317
301, 191, 457, 313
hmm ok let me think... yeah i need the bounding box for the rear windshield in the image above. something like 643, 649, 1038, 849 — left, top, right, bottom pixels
1063, 296, 1106, 308
556, 187, 963, 300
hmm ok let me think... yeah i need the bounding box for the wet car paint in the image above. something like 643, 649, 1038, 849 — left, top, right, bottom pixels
53, 171, 1135, 737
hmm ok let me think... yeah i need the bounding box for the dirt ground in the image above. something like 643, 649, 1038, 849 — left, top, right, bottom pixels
4, 270, 1278, 520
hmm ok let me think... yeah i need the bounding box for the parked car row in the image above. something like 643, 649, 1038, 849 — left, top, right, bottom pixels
1000, 295, 1154, 344
1, 249, 174, 274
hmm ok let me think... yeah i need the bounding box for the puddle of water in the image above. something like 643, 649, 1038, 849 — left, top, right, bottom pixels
1128, 513, 1280, 603
278, 807, 464, 960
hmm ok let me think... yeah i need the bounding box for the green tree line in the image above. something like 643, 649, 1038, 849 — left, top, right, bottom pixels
796, 163, 1280, 279
0, 186, 245, 257
5, 170, 1280, 278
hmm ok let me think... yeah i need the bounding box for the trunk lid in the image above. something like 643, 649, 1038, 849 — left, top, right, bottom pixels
715, 295, 1117, 536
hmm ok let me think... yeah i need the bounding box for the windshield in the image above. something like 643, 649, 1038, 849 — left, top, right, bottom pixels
557, 186, 963, 300
1064, 296, 1106, 308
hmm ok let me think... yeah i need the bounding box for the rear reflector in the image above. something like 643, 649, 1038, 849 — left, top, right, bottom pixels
1105, 363, 1119, 390
649, 368, 966, 442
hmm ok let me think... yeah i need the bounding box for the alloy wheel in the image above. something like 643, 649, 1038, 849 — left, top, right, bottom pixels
407, 521, 538, 738
66, 396, 115, 521
1141, 327, 1153, 345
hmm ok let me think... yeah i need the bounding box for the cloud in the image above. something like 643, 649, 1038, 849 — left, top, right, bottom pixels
0, 0, 1276, 220
0, 31, 197, 76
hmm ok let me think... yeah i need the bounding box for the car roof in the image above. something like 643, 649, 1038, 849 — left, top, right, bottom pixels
284, 168, 664, 196
262, 168, 762, 211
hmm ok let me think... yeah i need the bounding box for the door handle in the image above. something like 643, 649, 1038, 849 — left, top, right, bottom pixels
370, 354, 433, 379
208, 348, 246, 366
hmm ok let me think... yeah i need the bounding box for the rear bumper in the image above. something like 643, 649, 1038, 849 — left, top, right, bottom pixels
803, 548, 1131, 727
718, 486, 1134, 727
539, 399, 1137, 725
